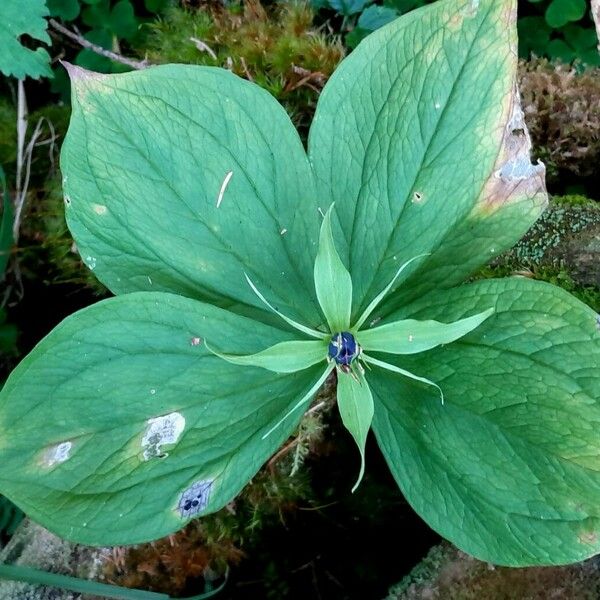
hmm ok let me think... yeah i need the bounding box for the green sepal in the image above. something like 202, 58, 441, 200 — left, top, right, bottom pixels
245, 274, 328, 340
336, 371, 374, 492
314, 204, 353, 332
205, 339, 327, 374
358, 308, 493, 355
262, 363, 335, 439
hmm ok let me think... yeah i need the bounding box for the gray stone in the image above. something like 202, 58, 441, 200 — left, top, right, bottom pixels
386, 542, 600, 600
0, 519, 107, 600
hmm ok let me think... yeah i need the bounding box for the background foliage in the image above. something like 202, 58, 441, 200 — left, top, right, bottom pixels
311, 0, 600, 64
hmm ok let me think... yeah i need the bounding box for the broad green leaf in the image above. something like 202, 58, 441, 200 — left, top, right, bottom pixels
262, 363, 334, 439
362, 354, 443, 404
61, 64, 323, 326
244, 274, 327, 339
309, 0, 546, 320
206, 339, 327, 373
352, 254, 427, 330
337, 372, 374, 492
0, 165, 14, 279
0, 292, 324, 545
372, 278, 600, 565
358, 308, 493, 354
0, 0, 52, 79
314, 205, 353, 332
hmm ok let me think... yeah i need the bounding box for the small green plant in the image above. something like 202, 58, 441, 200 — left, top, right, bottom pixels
0, 0, 599, 569
519, 0, 600, 65
315, 0, 600, 64
0, 0, 52, 79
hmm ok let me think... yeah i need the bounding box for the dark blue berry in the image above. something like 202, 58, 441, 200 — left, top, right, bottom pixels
328, 332, 360, 366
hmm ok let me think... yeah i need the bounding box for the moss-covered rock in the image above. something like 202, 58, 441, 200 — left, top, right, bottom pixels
386, 542, 600, 600
0, 519, 106, 600
483, 195, 600, 310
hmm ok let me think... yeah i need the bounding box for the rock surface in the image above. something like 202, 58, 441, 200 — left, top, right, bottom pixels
0, 519, 107, 600
386, 542, 600, 600
495, 195, 600, 288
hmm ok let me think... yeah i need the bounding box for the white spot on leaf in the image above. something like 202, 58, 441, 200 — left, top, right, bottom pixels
142, 412, 185, 461
190, 336, 202, 346
280, 228, 288, 235
412, 191, 425, 204
92, 203, 107, 215
44, 441, 72, 468
84, 256, 97, 270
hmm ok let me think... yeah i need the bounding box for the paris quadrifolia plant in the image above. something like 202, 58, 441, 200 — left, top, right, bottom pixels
1, 0, 599, 568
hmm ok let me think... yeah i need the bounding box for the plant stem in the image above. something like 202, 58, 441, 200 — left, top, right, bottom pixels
0, 563, 168, 599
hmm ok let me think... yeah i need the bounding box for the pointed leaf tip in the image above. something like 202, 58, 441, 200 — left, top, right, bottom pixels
358, 307, 494, 356
61, 61, 91, 81
337, 372, 374, 493
205, 339, 327, 374
61, 62, 109, 101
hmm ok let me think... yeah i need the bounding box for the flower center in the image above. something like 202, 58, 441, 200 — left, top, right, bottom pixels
328, 332, 360, 366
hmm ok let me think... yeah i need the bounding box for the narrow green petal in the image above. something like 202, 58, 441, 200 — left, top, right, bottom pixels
262, 363, 335, 439
362, 354, 444, 405
352, 255, 428, 331
336, 371, 374, 492
245, 273, 327, 340
205, 339, 327, 373
358, 308, 494, 355
314, 204, 352, 332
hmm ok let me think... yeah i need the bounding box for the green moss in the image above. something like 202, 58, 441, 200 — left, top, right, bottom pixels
18, 172, 106, 293
385, 544, 448, 599
140, 1, 344, 139
552, 194, 596, 207
0, 98, 17, 173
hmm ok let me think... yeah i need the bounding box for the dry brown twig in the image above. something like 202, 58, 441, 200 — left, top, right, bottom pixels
48, 18, 150, 70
